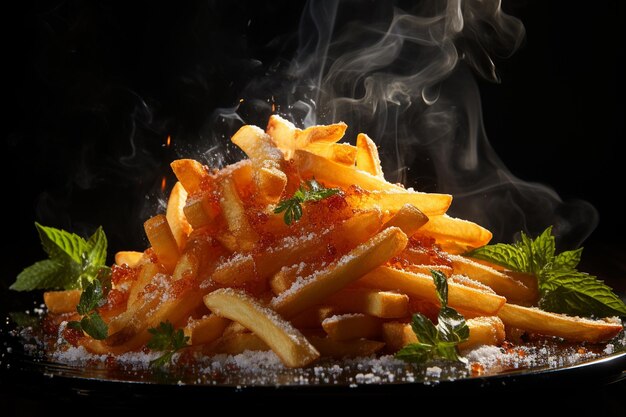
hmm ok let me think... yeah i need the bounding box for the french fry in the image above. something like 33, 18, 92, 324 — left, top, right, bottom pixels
290, 306, 337, 329
356, 133, 384, 178
419, 214, 492, 252
172, 252, 199, 282
266, 114, 297, 159
170, 159, 209, 194
184, 315, 230, 346
144, 214, 180, 273
307, 336, 385, 358
322, 314, 383, 341
218, 177, 258, 252
211, 253, 256, 286
381, 322, 418, 353
43, 290, 81, 314
126, 262, 163, 309
458, 316, 506, 350
305, 142, 357, 166
449, 254, 538, 305
295, 150, 406, 192
346, 190, 451, 217
231, 124, 284, 164
166, 181, 192, 250
208, 332, 270, 355
114, 251, 144, 268
271, 227, 408, 318
183, 193, 220, 229
383, 204, 429, 236
297, 122, 347, 147
256, 162, 288, 204
358, 266, 506, 316
203, 288, 320, 368
326, 288, 409, 319
497, 303, 623, 343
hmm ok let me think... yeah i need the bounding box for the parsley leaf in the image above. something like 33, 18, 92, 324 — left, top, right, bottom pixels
396, 270, 469, 364
466, 226, 626, 318
11, 223, 109, 291
273, 179, 340, 225
147, 321, 190, 367
67, 274, 110, 340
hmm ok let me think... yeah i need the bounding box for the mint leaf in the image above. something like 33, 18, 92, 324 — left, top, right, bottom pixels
79, 312, 108, 340
274, 179, 340, 225
540, 270, 626, 317
147, 321, 190, 367
465, 226, 626, 318
11, 223, 109, 291
396, 270, 469, 364
76, 279, 105, 315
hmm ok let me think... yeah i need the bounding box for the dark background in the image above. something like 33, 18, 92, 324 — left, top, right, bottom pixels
0, 0, 624, 413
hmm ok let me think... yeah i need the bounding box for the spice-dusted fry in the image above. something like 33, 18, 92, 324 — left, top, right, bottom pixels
184, 315, 230, 346
144, 214, 180, 273
211, 253, 256, 286
419, 214, 492, 252
381, 322, 418, 353
307, 336, 385, 358
449, 254, 538, 305
322, 313, 383, 341
497, 303, 623, 343
218, 177, 258, 252
231, 125, 284, 164
356, 133, 384, 178
383, 204, 429, 237
166, 182, 192, 251
256, 162, 288, 204
290, 306, 337, 329
207, 332, 270, 355
114, 251, 144, 267
358, 266, 506, 316
126, 262, 163, 309
203, 288, 320, 368
271, 227, 408, 318
326, 288, 409, 319
170, 159, 209, 194
183, 193, 220, 230
346, 190, 451, 217
458, 316, 506, 350
305, 142, 357, 166
298, 121, 347, 147
43, 290, 81, 314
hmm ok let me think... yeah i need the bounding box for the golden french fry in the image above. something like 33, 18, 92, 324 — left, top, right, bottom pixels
172, 252, 199, 282
166, 182, 192, 250
381, 322, 418, 353
114, 251, 144, 268
358, 266, 506, 316
170, 159, 209, 194
419, 215, 492, 252
266, 114, 297, 159
183, 193, 220, 229
383, 204, 429, 236
231, 124, 284, 164
222, 321, 248, 336
304, 142, 357, 166
218, 177, 258, 252
184, 315, 230, 346
497, 303, 623, 343
326, 288, 409, 319
295, 150, 406, 192
297, 122, 347, 147
256, 162, 288, 204
144, 214, 180, 273
203, 288, 320, 368
322, 314, 382, 341
290, 306, 337, 329
449, 255, 538, 305
126, 262, 162, 309
211, 253, 256, 286
347, 190, 451, 217
307, 336, 385, 358
356, 133, 384, 178
271, 227, 408, 318
207, 332, 270, 355
43, 290, 82, 314
458, 316, 506, 350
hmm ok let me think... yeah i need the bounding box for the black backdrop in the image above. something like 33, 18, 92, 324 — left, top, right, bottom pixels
3, 0, 624, 286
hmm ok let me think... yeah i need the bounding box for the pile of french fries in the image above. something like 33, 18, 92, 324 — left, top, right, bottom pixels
45, 115, 623, 368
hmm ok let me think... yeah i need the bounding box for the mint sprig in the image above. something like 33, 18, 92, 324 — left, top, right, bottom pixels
396, 270, 469, 364
466, 226, 626, 318
67, 272, 110, 340
147, 321, 190, 367
11, 223, 108, 291
273, 179, 340, 225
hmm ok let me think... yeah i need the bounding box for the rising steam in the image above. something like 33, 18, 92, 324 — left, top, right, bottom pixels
221, 0, 597, 247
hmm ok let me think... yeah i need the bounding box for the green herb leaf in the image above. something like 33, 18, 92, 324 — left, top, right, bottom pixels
76, 279, 105, 315
79, 312, 108, 340
273, 179, 340, 225
147, 321, 190, 367
396, 270, 469, 364
11, 223, 109, 291
465, 226, 626, 318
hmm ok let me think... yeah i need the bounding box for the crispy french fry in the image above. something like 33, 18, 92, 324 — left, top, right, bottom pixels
358, 266, 506, 316
231, 125, 284, 164
208, 332, 270, 355
419, 214, 492, 252
297, 122, 347, 147
184, 315, 230, 346
172, 252, 199, 282
290, 306, 337, 329
449, 254, 538, 305
126, 262, 162, 309
114, 251, 144, 268
266, 114, 297, 159
256, 162, 287, 204
347, 190, 451, 217
295, 150, 406, 192
458, 316, 506, 350
322, 314, 383, 341
381, 322, 418, 353
356, 133, 384, 178
271, 227, 408, 318
203, 288, 319, 368
170, 159, 209, 194
166, 181, 192, 250
383, 204, 429, 236
144, 214, 180, 273
305, 142, 357, 166
218, 177, 258, 252
307, 336, 385, 358
211, 253, 256, 286
497, 303, 623, 343
326, 288, 409, 319
43, 290, 82, 314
